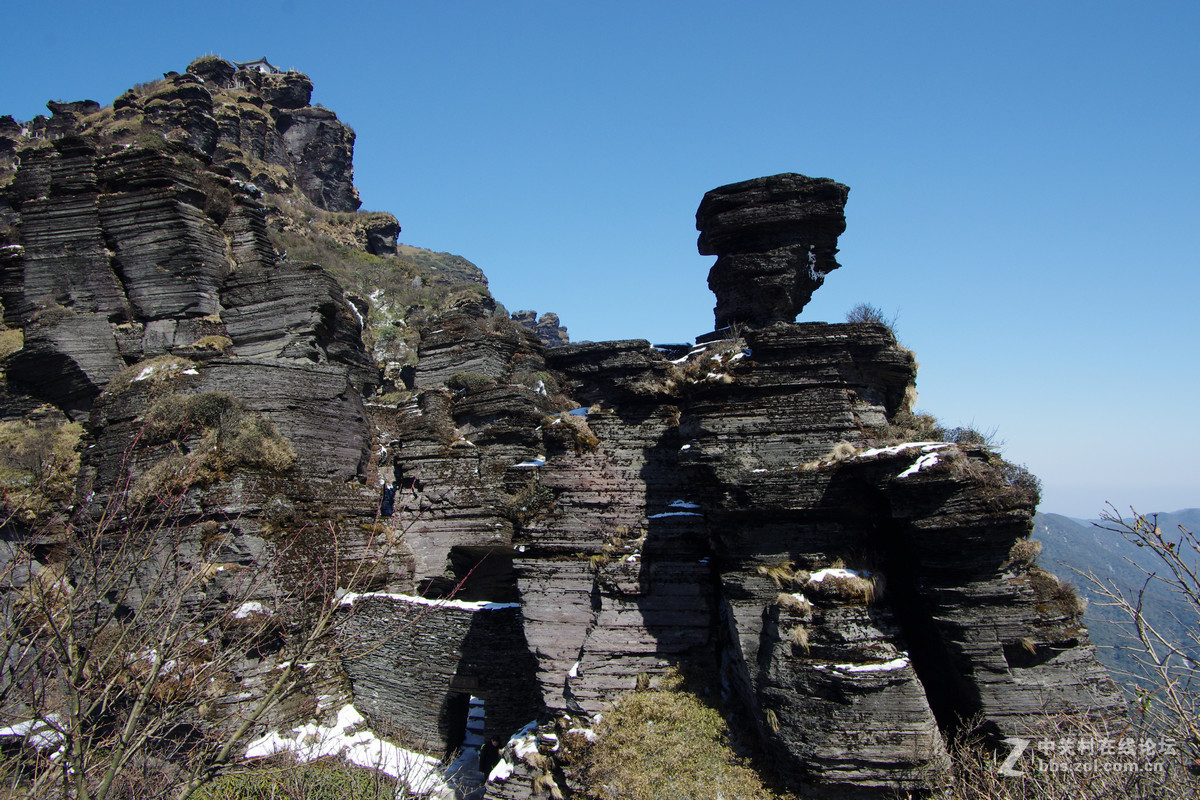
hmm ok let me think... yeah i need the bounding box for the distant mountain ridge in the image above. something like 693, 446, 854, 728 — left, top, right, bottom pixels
1034, 508, 1199, 685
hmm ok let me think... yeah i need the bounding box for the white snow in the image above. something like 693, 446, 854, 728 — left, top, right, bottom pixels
897, 452, 941, 479
815, 657, 911, 673
852, 442, 949, 460
680, 444, 692, 450
567, 727, 598, 742
337, 591, 520, 612
488, 719, 541, 783
234, 601, 268, 619
840, 657, 910, 672
807, 568, 867, 583
346, 299, 366, 330
245, 703, 451, 798
512, 455, 546, 468
512, 730, 539, 759
568, 661, 580, 678
134, 361, 195, 382
0, 714, 65, 750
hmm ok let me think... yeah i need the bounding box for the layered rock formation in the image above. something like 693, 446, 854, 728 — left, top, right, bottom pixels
698, 173, 849, 329
0, 60, 1125, 800
510, 310, 569, 348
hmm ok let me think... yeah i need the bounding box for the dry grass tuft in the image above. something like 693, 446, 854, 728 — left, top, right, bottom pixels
775, 592, 812, 617
1004, 538, 1043, 569
575, 670, 780, 800
1030, 568, 1086, 617
0, 414, 83, 523
757, 561, 797, 589
805, 570, 885, 605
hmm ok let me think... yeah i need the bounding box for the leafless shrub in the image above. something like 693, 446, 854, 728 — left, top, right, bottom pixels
845, 303, 898, 332
0, 440, 402, 800
1076, 507, 1200, 772
943, 713, 1189, 799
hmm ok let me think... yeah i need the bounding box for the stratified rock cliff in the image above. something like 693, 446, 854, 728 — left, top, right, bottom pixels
0, 60, 1123, 800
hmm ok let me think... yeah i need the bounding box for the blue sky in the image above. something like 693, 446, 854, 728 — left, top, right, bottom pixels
3, 1, 1197, 518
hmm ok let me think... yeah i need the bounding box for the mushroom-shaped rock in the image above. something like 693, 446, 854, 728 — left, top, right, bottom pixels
697, 173, 849, 329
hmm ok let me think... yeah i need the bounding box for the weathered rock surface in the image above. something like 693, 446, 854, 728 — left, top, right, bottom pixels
511, 310, 569, 348
698, 173, 849, 329
0, 58, 1126, 800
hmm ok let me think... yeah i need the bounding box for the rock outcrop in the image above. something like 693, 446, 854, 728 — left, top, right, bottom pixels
510, 310, 569, 348
698, 173, 849, 329
0, 58, 1125, 800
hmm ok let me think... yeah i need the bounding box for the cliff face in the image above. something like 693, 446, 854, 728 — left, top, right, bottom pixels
0, 61, 1123, 799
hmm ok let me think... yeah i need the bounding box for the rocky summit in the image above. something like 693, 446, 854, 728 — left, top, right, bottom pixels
0, 58, 1124, 799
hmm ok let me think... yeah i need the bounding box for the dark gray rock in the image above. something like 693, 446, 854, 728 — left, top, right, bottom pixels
220, 261, 377, 393
511, 311, 568, 349
276, 107, 361, 212
362, 213, 400, 256
697, 173, 849, 329
7, 310, 124, 416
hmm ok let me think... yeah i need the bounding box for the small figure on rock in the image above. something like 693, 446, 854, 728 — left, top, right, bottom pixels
479, 735, 503, 777
379, 484, 396, 518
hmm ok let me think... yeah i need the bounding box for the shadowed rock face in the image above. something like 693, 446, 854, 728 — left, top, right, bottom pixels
697, 173, 849, 329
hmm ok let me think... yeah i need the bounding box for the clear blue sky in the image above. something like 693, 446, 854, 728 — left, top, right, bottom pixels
3, 1, 1197, 518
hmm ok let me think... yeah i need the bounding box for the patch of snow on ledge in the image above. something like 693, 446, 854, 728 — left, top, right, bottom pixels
245, 703, 452, 798
234, 601, 268, 619
488, 759, 514, 782
648, 511, 703, 519
0, 714, 65, 750
338, 590, 519, 612
814, 657, 911, 673
897, 452, 942, 479
807, 568, 867, 583
568, 727, 598, 743
853, 442, 950, 460
669, 500, 701, 509
512, 456, 546, 468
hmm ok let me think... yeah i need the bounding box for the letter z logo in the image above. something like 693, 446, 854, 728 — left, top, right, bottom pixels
999, 737, 1030, 777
